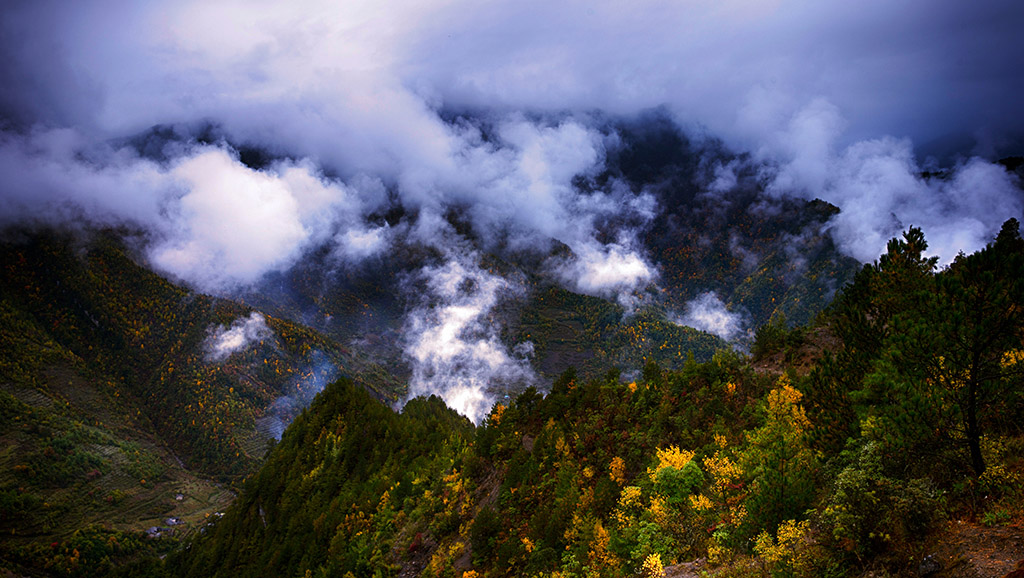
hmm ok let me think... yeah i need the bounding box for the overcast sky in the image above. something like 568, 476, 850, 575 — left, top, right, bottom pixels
4, 0, 1023, 148
1, 0, 1023, 283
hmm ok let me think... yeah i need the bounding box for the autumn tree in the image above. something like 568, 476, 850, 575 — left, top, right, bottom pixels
742, 375, 820, 530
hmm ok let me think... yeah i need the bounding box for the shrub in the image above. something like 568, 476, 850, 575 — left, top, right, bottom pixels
819, 441, 944, 560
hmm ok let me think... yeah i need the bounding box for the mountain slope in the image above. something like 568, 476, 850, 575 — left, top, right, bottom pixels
173, 221, 1024, 578
170, 377, 474, 578
0, 229, 399, 575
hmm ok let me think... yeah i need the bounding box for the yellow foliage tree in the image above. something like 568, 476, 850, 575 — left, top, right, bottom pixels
743, 375, 819, 528
753, 519, 813, 576
647, 445, 696, 482
588, 520, 617, 571
640, 552, 665, 577
690, 435, 746, 565
609, 456, 627, 485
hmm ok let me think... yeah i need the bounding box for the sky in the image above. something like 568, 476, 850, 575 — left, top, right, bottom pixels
2, 0, 1023, 421
1, 0, 1021, 269
3, 0, 1023, 146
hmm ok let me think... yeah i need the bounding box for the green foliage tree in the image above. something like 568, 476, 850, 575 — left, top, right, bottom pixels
742, 376, 819, 531
933, 219, 1024, 475
801, 357, 858, 458
833, 227, 937, 405
865, 219, 1024, 475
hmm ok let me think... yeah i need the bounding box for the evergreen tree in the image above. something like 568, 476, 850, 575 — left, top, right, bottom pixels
857, 220, 1024, 476
742, 376, 819, 530
930, 218, 1024, 475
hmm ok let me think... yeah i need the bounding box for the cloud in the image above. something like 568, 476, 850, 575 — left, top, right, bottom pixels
256, 350, 338, 440
152, 150, 313, 288
335, 225, 390, 261
3, 0, 1024, 420
0, 128, 387, 292
5, 0, 1023, 154
749, 100, 1024, 264
552, 241, 657, 308
204, 312, 273, 362
673, 292, 746, 341
400, 250, 535, 424
151, 148, 381, 290
0, 127, 166, 228
3, 0, 1021, 275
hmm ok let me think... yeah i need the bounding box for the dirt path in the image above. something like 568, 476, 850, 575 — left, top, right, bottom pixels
664, 558, 706, 578
929, 521, 1024, 578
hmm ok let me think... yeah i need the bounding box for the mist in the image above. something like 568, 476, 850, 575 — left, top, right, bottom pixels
255, 351, 339, 440
673, 293, 747, 342
2, 0, 1023, 421
399, 245, 535, 424
204, 312, 273, 362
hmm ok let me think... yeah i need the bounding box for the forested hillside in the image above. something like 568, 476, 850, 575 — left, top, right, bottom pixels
231, 117, 863, 383
0, 202, 858, 577
171, 221, 1024, 578
0, 230, 398, 574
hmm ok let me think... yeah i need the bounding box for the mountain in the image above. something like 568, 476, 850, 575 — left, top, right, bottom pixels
170, 221, 1024, 578
170, 376, 474, 578
0, 229, 401, 574
1, 118, 1018, 578
0, 197, 856, 577
231, 115, 861, 386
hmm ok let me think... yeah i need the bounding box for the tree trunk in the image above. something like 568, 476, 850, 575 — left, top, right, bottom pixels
966, 377, 985, 476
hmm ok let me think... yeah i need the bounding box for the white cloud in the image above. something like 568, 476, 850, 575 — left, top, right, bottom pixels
673, 292, 746, 341
204, 312, 273, 362
552, 241, 657, 308
0, 128, 166, 228
151, 149, 310, 289
335, 226, 389, 261
752, 100, 1023, 264
0, 131, 390, 292
400, 251, 535, 424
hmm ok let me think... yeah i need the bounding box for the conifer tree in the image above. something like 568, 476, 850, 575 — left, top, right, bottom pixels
930, 218, 1024, 475
742, 376, 819, 530
858, 220, 1024, 476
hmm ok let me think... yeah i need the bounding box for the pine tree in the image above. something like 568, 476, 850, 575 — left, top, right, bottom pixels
858, 220, 1024, 476
930, 218, 1024, 475
742, 376, 819, 530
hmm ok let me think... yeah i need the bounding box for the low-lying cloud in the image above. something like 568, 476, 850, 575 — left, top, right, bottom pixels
0, 130, 388, 291
204, 312, 273, 362
256, 350, 338, 440
553, 241, 657, 309
673, 292, 747, 342
750, 99, 1023, 263
400, 250, 535, 424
